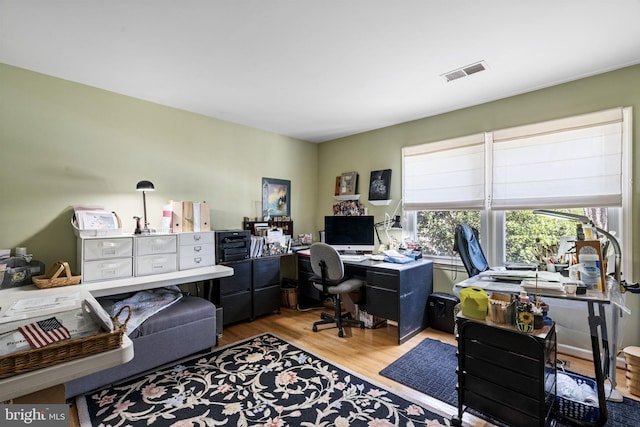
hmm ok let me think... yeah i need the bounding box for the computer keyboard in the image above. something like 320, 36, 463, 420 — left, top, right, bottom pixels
339, 254, 366, 262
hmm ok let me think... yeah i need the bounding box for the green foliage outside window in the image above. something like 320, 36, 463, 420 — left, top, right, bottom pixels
415, 211, 480, 257
416, 208, 606, 264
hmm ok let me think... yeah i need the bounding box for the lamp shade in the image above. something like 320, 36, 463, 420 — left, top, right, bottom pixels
136, 180, 155, 191
390, 215, 403, 230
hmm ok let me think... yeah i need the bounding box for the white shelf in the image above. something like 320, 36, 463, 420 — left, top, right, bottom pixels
334, 194, 360, 201
369, 199, 392, 206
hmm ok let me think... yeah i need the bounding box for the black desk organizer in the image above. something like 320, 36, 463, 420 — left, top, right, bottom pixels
452, 314, 557, 427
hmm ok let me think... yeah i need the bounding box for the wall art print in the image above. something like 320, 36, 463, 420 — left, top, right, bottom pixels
368, 169, 392, 201
262, 178, 290, 219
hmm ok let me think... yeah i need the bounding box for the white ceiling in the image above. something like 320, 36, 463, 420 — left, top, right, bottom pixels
2, 1, 640, 143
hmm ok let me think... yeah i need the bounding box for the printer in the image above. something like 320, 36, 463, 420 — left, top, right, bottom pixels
214, 230, 251, 263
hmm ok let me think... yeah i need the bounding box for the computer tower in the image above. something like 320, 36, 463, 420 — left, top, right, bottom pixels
428, 293, 460, 334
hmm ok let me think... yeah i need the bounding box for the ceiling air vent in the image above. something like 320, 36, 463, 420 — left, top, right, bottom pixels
442, 61, 487, 82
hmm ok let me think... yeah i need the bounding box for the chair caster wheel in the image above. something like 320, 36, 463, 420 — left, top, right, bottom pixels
313, 326, 318, 332
338, 330, 344, 337
451, 417, 462, 426
360, 324, 365, 329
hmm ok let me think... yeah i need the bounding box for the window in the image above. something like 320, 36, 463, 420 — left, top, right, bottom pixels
402, 107, 632, 279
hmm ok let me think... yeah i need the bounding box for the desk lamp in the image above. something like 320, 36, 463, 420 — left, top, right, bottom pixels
532, 209, 623, 401
136, 180, 154, 234
374, 213, 403, 250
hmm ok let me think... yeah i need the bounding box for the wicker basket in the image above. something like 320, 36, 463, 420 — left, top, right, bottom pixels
555, 371, 601, 424
0, 306, 131, 379
32, 261, 81, 288
280, 287, 298, 308
623, 346, 640, 396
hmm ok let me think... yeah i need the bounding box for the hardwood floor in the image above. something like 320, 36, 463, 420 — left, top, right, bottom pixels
69, 307, 638, 426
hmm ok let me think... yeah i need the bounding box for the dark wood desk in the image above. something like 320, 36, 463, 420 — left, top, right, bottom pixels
297, 253, 433, 344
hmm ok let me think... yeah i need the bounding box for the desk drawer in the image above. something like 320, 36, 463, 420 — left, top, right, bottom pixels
136, 254, 177, 276
83, 258, 133, 282
253, 257, 280, 289
366, 285, 398, 321
136, 235, 177, 255
220, 261, 251, 295
366, 270, 399, 291
84, 238, 133, 260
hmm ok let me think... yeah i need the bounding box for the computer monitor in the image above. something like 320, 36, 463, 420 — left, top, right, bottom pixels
324, 215, 375, 253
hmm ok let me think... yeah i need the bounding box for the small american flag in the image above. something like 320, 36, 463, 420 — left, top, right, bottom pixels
18, 317, 71, 349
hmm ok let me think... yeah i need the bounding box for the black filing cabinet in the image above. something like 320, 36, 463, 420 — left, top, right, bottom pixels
211, 257, 281, 326
210, 259, 252, 325
252, 257, 282, 319
453, 314, 557, 427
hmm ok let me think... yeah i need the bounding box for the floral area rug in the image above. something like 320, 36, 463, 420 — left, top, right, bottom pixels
77, 333, 450, 426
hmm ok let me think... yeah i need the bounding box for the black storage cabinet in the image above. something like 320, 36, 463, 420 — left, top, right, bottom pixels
427, 292, 459, 334
210, 257, 282, 325
453, 314, 557, 427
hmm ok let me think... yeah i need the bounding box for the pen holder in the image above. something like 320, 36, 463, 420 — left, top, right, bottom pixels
515, 302, 534, 333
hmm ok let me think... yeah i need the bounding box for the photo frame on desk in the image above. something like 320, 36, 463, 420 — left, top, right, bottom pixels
262, 177, 290, 219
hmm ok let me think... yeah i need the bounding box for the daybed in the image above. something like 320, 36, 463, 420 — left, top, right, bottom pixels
64, 292, 218, 399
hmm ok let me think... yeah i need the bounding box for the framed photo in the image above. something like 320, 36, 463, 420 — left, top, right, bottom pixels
262, 178, 290, 219
334, 176, 342, 196
368, 169, 392, 200
339, 171, 358, 196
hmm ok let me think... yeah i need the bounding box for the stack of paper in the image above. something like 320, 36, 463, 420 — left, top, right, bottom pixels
521, 280, 566, 295
480, 270, 563, 282
74, 207, 118, 230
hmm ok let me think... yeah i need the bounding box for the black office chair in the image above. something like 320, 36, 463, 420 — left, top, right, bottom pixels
453, 223, 490, 277
309, 242, 365, 337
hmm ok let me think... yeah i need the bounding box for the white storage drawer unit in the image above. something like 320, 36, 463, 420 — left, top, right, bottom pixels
78, 233, 215, 283
78, 236, 134, 282
178, 232, 215, 270
84, 237, 133, 260
135, 235, 177, 276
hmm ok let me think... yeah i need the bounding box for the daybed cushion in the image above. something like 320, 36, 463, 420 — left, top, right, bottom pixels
65, 295, 216, 399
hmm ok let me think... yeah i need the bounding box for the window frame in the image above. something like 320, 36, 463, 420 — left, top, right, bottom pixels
402, 107, 633, 281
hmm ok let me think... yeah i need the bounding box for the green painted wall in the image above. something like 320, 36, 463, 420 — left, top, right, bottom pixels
2, 61, 639, 352
0, 64, 318, 272
318, 64, 640, 350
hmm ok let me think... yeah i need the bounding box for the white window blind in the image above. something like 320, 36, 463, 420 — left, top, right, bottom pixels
402, 133, 485, 210
491, 108, 624, 209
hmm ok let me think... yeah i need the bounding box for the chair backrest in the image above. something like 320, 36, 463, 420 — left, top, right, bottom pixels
454, 224, 490, 277
310, 242, 344, 282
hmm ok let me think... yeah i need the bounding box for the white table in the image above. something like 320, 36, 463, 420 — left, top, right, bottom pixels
0, 286, 134, 402
0, 265, 234, 401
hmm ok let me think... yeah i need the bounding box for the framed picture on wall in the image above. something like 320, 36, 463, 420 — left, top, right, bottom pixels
368, 169, 391, 201
339, 172, 358, 196
262, 178, 290, 219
